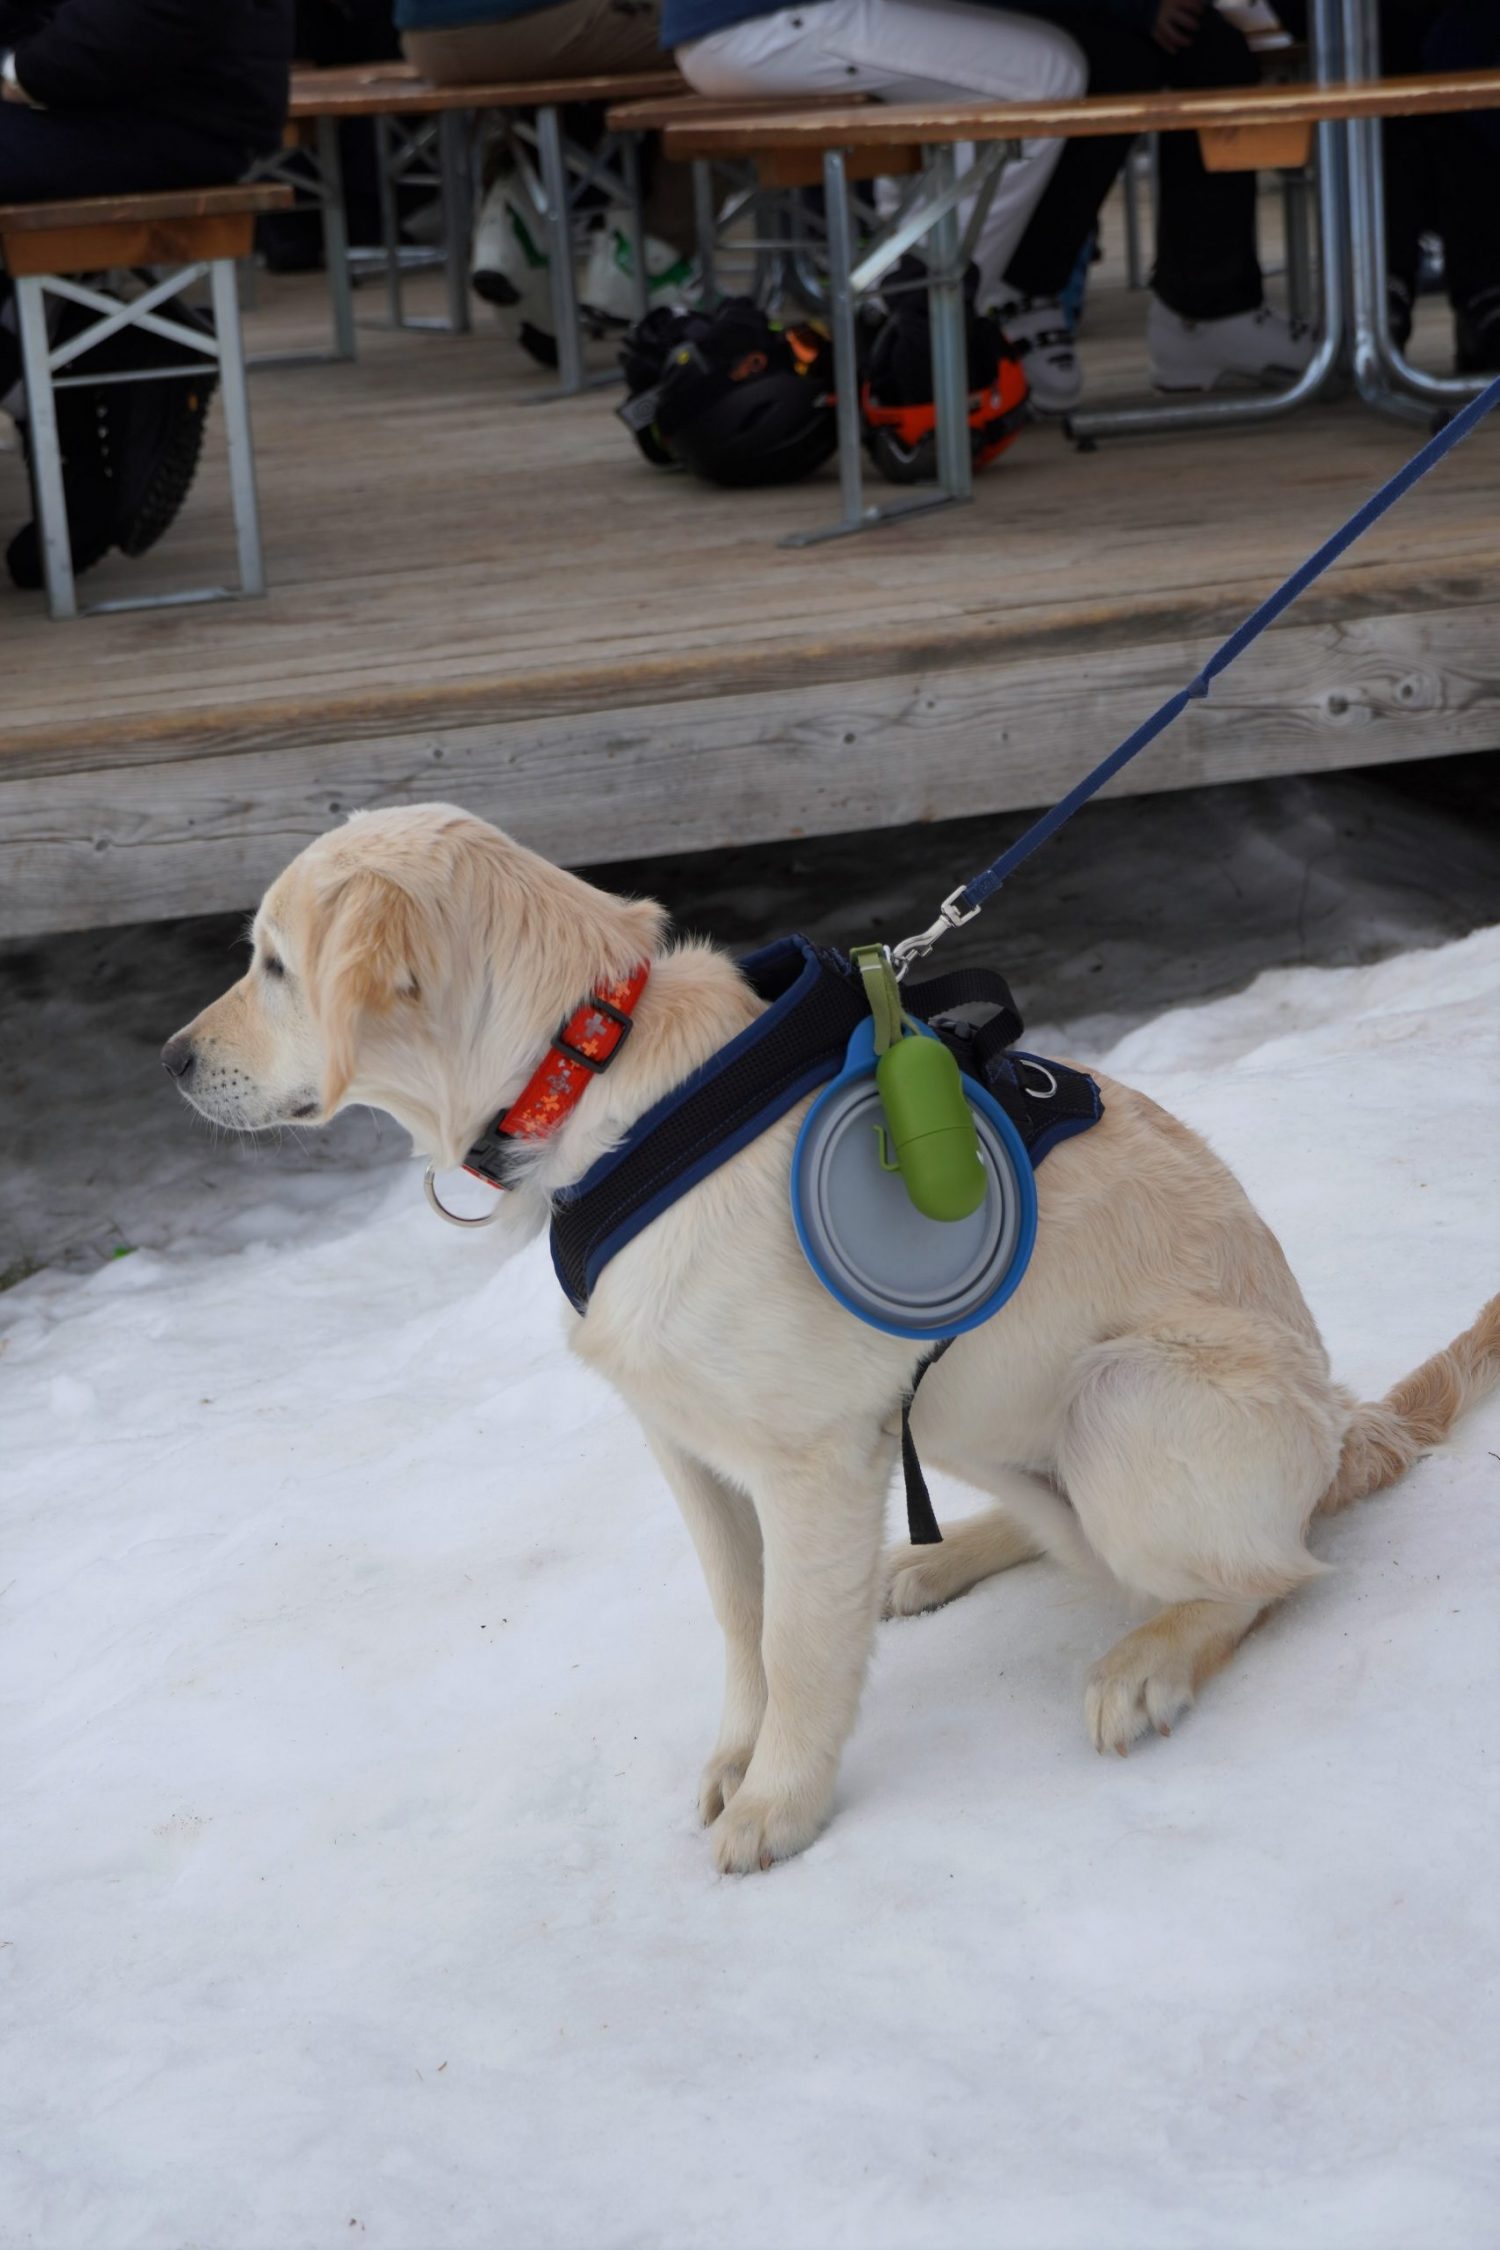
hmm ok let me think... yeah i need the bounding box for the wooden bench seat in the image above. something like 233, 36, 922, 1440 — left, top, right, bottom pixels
0, 182, 294, 619
655, 69, 1500, 177
0, 181, 291, 276
287, 63, 684, 119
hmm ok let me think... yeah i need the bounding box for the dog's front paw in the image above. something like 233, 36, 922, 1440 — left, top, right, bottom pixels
710, 1784, 830, 1875
1085, 1636, 1195, 1757
697, 1746, 752, 1826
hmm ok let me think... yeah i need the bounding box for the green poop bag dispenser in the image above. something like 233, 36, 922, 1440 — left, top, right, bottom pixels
852, 946, 986, 1222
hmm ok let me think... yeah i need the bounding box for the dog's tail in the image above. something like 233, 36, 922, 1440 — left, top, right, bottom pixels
1318, 1294, 1500, 1516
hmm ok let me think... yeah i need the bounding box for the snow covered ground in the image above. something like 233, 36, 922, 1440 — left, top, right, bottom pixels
4, 864, 1499, 2246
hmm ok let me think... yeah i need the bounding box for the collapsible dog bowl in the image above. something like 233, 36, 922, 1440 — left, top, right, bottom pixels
791, 1019, 1037, 1341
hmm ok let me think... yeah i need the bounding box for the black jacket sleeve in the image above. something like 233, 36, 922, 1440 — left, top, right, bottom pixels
4, 0, 222, 106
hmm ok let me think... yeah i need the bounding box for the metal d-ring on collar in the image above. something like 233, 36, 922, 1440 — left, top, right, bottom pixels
423, 1161, 507, 1229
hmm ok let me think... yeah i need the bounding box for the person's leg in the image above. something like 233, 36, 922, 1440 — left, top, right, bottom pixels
403, 0, 666, 82
995, 7, 1156, 408
1150, 6, 1261, 321
1144, 6, 1315, 390
680, 0, 1086, 300
1418, 1, 1500, 364
1001, 9, 1150, 303
1376, 0, 1434, 341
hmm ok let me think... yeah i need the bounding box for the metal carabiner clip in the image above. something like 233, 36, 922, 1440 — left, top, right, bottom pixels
890, 886, 983, 980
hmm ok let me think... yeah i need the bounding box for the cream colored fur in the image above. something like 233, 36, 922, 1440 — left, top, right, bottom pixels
166, 806, 1500, 1868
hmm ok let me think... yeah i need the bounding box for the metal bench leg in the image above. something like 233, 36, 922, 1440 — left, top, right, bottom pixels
439, 109, 473, 335
536, 101, 586, 396
620, 129, 649, 324
693, 161, 719, 306
375, 116, 406, 328
13, 273, 76, 619
924, 142, 973, 509
209, 256, 266, 597
317, 116, 357, 361
782, 149, 864, 546
1122, 138, 1146, 292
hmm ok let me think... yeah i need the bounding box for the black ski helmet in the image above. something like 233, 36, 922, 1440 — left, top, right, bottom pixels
618, 299, 837, 488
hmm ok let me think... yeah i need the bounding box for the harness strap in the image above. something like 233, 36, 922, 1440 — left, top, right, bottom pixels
550, 936, 867, 1313
901, 1341, 952, 1546
900, 964, 1023, 1049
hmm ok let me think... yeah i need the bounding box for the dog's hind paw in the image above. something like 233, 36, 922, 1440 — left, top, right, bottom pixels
1085, 1639, 1194, 1757
882, 1541, 958, 1618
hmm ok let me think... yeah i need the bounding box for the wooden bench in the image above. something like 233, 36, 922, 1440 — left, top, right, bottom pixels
267, 63, 685, 386
606, 71, 1500, 539
0, 181, 292, 619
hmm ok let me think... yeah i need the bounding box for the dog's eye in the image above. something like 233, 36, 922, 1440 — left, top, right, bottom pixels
263, 954, 286, 980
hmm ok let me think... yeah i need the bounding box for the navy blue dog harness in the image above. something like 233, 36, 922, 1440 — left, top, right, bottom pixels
549, 934, 1102, 1315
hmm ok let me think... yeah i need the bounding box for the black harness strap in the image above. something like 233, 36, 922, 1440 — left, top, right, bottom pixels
901, 1340, 952, 1546
550, 937, 867, 1313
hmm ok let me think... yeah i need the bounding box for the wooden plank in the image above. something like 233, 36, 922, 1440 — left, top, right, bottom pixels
607, 91, 870, 132
3, 557, 1493, 780
288, 65, 683, 119
1198, 119, 1313, 170
756, 144, 921, 188
2, 599, 1496, 938
661, 71, 1500, 156
1, 213, 261, 276
0, 183, 292, 230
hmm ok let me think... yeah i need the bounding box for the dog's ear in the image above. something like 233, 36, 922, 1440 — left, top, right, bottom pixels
314, 870, 432, 1109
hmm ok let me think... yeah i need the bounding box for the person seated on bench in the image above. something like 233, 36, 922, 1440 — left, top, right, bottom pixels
397, 0, 694, 343
0, 0, 294, 588
664, 0, 1088, 313
990, 0, 1314, 409
1279, 0, 1500, 373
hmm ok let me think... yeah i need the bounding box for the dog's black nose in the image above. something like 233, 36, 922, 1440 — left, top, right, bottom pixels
161, 1034, 196, 1081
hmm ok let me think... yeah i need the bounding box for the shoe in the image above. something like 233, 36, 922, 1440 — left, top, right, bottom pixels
1455, 285, 1500, 375
6, 301, 216, 592
579, 222, 695, 333
1148, 297, 1315, 393
469, 175, 560, 368
991, 292, 1080, 412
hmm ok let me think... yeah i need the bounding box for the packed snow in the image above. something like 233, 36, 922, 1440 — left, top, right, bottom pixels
3, 911, 1499, 2250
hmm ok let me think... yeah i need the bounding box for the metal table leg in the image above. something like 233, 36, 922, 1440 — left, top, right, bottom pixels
1341, 0, 1488, 420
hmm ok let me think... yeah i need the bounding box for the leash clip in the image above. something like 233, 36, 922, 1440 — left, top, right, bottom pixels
891, 887, 981, 980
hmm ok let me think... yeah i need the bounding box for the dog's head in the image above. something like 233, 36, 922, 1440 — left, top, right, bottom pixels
161, 805, 664, 1165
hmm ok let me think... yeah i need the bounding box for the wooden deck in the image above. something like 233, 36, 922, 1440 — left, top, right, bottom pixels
3, 228, 1497, 937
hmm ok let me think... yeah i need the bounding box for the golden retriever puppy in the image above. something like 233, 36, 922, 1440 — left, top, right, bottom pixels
163, 806, 1499, 1872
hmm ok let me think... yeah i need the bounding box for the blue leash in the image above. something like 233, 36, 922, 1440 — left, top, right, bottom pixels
893, 370, 1500, 969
